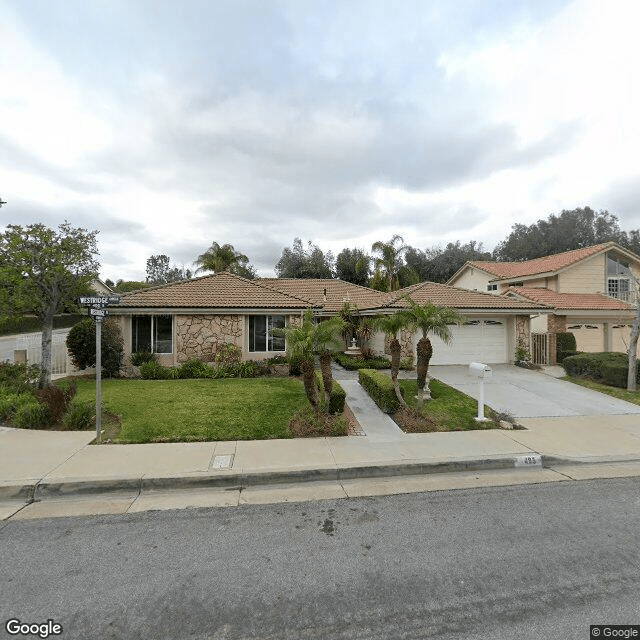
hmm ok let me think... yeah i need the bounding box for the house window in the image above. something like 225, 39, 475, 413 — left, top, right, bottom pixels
249, 315, 286, 352
132, 315, 173, 354
607, 253, 633, 301
487, 284, 498, 291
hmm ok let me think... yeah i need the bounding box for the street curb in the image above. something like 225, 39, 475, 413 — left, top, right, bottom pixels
4, 454, 639, 503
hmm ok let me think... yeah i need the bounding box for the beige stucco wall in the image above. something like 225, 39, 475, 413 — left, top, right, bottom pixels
558, 253, 605, 294
453, 268, 493, 293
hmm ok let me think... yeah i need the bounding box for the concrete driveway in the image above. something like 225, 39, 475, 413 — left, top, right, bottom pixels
429, 364, 640, 418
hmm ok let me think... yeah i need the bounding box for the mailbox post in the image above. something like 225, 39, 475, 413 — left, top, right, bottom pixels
468, 362, 492, 422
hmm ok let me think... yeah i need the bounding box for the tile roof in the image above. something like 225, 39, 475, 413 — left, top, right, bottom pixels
257, 278, 388, 312
381, 281, 550, 310
506, 287, 633, 311
112, 272, 317, 310
468, 242, 614, 280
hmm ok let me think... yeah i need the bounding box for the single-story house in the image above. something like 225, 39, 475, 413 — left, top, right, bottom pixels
109, 273, 548, 367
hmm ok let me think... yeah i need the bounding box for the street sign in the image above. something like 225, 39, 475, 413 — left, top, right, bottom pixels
79, 295, 121, 305
89, 307, 109, 318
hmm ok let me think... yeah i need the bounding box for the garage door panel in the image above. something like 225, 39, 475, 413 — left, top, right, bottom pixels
415, 319, 507, 365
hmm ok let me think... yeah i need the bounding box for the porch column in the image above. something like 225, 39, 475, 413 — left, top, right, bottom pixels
603, 322, 612, 352
546, 314, 567, 365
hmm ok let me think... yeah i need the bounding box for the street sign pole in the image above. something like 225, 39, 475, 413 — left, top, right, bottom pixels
96, 317, 102, 442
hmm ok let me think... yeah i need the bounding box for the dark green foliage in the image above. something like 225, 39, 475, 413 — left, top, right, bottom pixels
130, 350, 157, 366
62, 399, 95, 430
563, 352, 639, 388
35, 384, 76, 424
288, 354, 303, 376
315, 370, 346, 414
140, 360, 170, 379
215, 343, 242, 365
335, 248, 371, 286
358, 369, 401, 414
0, 390, 36, 421
493, 207, 634, 261
12, 400, 51, 429
275, 238, 334, 278
557, 350, 580, 363
334, 352, 392, 370
66, 318, 124, 377
178, 358, 215, 379
0, 314, 84, 337
146, 254, 191, 284
0, 361, 41, 393
556, 332, 578, 362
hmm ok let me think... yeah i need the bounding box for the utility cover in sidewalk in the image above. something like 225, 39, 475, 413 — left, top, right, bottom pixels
212, 455, 234, 470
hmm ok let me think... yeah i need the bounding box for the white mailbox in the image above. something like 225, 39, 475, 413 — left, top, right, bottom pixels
469, 362, 492, 378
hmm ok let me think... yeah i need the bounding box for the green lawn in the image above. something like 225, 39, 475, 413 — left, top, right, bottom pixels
398, 378, 496, 431
72, 378, 309, 443
563, 375, 640, 406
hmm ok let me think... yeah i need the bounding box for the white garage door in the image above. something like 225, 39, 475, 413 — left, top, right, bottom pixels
416, 319, 508, 365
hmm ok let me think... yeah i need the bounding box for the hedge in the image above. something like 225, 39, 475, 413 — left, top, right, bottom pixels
563, 352, 640, 388
315, 370, 346, 414
358, 369, 400, 414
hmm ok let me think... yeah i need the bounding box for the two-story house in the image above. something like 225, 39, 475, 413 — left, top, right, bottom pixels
448, 242, 639, 357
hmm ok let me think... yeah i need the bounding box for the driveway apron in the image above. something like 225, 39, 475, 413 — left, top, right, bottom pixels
430, 364, 640, 418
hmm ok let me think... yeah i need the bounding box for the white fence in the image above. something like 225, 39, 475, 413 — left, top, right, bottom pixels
2, 329, 74, 376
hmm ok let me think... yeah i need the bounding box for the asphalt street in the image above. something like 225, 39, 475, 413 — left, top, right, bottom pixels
2, 477, 640, 639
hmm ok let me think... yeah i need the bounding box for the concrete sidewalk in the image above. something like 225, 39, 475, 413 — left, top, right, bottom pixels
3, 369, 640, 520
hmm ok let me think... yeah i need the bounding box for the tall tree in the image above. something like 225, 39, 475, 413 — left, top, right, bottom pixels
371, 235, 408, 291
0, 222, 100, 387
146, 254, 192, 284
195, 242, 250, 274
493, 207, 630, 261
335, 248, 371, 286
275, 238, 334, 279
425, 241, 492, 282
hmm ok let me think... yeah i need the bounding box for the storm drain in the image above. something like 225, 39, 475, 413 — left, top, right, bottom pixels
211, 454, 234, 470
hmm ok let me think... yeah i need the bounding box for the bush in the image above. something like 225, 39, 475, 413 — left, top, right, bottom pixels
0, 390, 37, 421
140, 360, 170, 380
12, 400, 51, 429
178, 358, 215, 379
130, 350, 157, 366
563, 352, 639, 388
556, 332, 577, 355
35, 384, 76, 424
62, 399, 95, 430
400, 357, 414, 371
358, 369, 400, 414
215, 343, 242, 365
334, 352, 392, 370
66, 318, 124, 377
315, 370, 346, 414
557, 350, 580, 363
0, 361, 41, 393
288, 354, 303, 376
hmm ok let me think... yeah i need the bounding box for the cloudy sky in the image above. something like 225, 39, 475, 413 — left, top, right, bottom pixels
1, 0, 638, 281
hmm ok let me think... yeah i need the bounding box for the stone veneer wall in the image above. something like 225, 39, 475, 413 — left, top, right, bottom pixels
515, 315, 530, 351
547, 314, 567, 333
175, 314, 243, 363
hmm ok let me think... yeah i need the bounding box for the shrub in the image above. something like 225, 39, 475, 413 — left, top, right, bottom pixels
62, 399, 95, 430
140, 360, 170, 379
12, 400, 51, 429
556, 332, 577, 355
35, 384, 76, 424
563, 352, 640, 388
358, 368, 400, 414
400, 357, 414, 371
178, 358, 215, 379
557, 350, 580, 363
334, 352, 392, 370
288, 354, 303, 376
0, 361, 41, 393
315, 371, 346, 414
66, 318, 124, 377
130, 350, 157, 366
0, 390, 37, 421
215, 343, 242, 365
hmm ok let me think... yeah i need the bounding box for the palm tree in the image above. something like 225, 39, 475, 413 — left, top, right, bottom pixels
314, 316, 347, 398
273, 310, 345, 412
371, 235, 408, 292
194, 242, 249, 274
403, 296, 465, 409
372, 311, 413, 407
